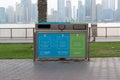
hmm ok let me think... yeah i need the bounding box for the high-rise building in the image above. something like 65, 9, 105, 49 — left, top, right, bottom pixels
103, 9, 113, 22
47, 9, 59, 22
65, 0, 72, 22
103, 0, 115, 10
58, 0, 65, 22
21, 0, 32, 23
102, 0, 115, 21
110, 0, 115, 11
96, 4, 102, 22
118, 0, 120, 10
31, 3, 38, 23
77, 0, 85, 22
6, 6, 15, 23
85, 0, 92, 22
73, 6, 76, 21
117, 0, 120, 21
15, 3, 25, 23
91, 0, 96, 22
102, 0, 115, 10
0, 7, 6, 23
102, 0, 109, 9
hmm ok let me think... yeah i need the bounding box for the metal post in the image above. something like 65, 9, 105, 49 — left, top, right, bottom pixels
88, 27, 91, 61
10, 28, 12, 39
33, 28, 36, 61
106, 27, 107, 38
25, 28, 27, 39
89, 27, 91, 42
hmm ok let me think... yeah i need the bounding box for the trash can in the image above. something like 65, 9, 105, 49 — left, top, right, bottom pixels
34, 22, 89, 61
91, 24, 97, 42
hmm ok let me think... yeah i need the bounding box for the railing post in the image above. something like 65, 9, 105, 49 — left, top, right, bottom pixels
10, 28, 12, 39
105, 27, 107, 38
25, 28, 27, 39
88, 27, 91, 42
33, 28, 34, 38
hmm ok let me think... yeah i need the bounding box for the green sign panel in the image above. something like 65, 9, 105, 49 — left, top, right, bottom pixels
70, 33, 86, 57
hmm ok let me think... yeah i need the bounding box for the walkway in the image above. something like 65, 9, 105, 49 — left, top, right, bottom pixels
0, 58, 120, 80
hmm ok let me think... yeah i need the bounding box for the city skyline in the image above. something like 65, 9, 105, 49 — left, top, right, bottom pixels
0, 0, 38, 24
48, 0, 120, 22
0, 0, 120, 23
0, 0, 37, 10
0, 0, 101, 13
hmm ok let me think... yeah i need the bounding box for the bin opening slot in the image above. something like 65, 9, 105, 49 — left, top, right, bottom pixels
73, 25, 87, 30
38, 24, 51, 29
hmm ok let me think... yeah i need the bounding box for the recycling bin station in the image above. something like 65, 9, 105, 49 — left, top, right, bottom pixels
34, 22, 89, 61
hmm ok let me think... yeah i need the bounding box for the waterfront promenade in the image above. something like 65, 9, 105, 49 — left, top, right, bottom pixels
0, 58, 120, 80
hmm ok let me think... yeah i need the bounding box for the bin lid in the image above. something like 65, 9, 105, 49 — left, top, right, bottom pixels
38, 22, 71, 24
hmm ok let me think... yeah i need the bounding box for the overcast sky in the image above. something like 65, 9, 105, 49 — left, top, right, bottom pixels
47, 0, 101, 14
0, 0, 101, 14
0, 0, 101, 8
0, 0, 37, 8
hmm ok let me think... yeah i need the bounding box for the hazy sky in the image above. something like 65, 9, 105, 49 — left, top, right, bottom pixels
47, 0, 101, 9
0, 0, 104, 14
47, 0, 101, 14
0, 0, 37, 8
0, 0, 101, 8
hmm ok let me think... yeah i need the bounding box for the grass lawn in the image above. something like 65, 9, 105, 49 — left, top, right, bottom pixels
90, 42, 120, 58
0, 43, 33, 59
0, 42, 120, 59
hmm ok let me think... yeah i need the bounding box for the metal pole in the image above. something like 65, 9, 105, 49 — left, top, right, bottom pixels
106, 27, 107, 38
88, 27, 90, 61
25, 28, 27, 39
33, 28, 36, 61
10, 28, 12, 39
89, 27, 91, 42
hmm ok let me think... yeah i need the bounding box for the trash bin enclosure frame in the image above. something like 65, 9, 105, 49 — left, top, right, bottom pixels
34, 23, 89, 61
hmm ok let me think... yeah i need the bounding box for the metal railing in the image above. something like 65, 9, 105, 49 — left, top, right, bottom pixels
0, 28, 34, 39
0, 27, 120, 39
89, 27, 120, 37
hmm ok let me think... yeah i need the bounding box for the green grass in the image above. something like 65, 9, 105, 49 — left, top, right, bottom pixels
0, 42, 120, 59
0, 43, 33, 59
90, 42, 120, 58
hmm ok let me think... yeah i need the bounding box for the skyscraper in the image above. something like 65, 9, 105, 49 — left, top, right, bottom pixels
117, 0, 120, 21
16, 3, 25, 23
21, 0, 32, 23
85, 0, 92, 22
65, 0, 72, 21
0, 7, 6, 23
91, 0, 96, 22
6, 6, 15, 23
58, 0, 65, 22
48, 9, 59, 22
110, 0, 115, 11
96, 4, 102, 22
73, 6, 76, 21
31, 3, 38, 23
102, 0, 115, 10
102, 0, 109, 9
102, 0, 115, 21
77, 0, 85, 22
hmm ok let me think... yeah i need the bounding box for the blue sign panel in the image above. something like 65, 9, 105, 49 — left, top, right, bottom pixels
38, 33, 70, 58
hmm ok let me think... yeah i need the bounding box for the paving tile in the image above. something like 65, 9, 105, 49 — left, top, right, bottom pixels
0, 58, 120, 80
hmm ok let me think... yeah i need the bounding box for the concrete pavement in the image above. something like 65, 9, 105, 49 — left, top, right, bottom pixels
0, 58, 120, 80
